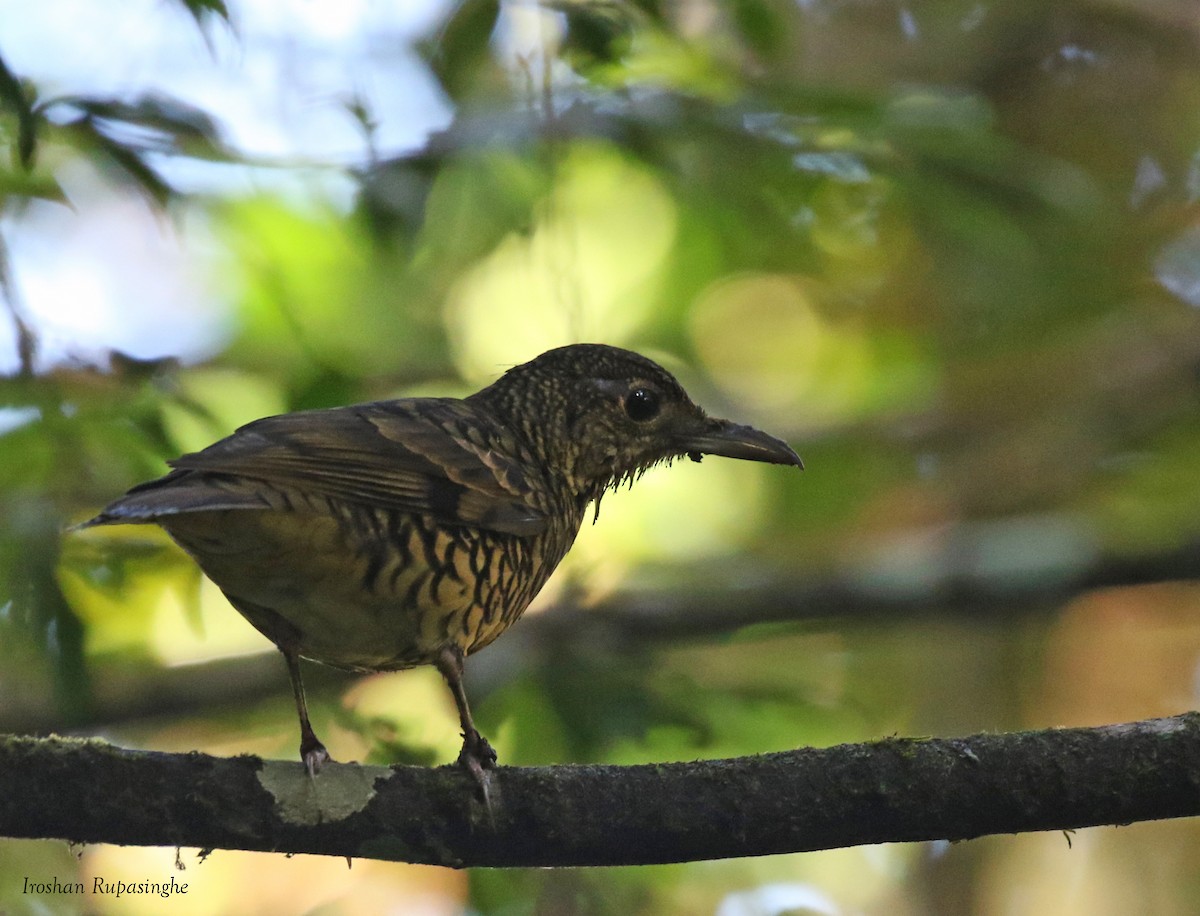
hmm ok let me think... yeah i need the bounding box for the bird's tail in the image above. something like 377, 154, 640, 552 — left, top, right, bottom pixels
75, 471, 270, 530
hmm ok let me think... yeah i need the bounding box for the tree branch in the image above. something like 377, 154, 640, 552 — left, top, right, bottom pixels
3, 714, 1199, 867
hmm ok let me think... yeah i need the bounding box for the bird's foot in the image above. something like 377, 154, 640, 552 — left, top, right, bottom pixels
301, 737, 331, 778
460, 728, 497, 769
458, 729, 497, 817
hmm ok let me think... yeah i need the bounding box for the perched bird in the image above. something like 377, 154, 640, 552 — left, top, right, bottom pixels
83, 344, 801, 783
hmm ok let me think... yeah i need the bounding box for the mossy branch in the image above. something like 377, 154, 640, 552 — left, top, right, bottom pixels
2, 714, 1199, 867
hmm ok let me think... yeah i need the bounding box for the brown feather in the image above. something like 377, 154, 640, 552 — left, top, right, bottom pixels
106, 399, 548, 537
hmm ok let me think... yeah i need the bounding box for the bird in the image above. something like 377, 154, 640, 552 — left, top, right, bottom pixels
82, 344, 802, 787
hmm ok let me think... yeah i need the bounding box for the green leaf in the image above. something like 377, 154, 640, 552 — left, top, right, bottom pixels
83, 121, 175, 207
555, 2, 636, 67
48, 93, 225, 159
0, 167, 67, 204
0, 52, 37, 169
172, 0, 231, 31
625, 0, 667, 20
729, 0, 786, 58
422, 0, 501, 102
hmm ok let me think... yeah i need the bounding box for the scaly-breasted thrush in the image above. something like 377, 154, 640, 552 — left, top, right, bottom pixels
84, 344, 802, 781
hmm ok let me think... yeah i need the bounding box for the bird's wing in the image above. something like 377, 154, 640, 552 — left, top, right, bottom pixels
142, 398, 547, 537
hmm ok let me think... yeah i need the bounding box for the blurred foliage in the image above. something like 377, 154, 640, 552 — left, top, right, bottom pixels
2, 0, 1200, 913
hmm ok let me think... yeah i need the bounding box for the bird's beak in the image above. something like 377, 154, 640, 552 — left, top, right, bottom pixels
677, 417, 804, 468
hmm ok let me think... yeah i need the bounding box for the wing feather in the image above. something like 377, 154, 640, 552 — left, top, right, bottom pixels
99, 398, 547, 537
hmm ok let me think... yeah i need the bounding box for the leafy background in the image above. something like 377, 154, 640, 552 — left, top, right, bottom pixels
2, 0, 1200, 913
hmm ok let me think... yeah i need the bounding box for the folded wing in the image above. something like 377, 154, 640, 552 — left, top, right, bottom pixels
86, 398, 547, 537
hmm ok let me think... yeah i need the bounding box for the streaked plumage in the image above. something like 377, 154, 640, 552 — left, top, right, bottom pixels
84, 344, 802, 784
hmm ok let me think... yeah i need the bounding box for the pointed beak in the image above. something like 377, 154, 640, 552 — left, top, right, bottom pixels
677, 417, 804, 469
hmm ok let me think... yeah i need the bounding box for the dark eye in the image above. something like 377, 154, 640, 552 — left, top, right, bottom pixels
624, 387, 661, 422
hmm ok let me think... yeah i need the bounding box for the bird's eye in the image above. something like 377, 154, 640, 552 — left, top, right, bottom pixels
624, 387, 661, 422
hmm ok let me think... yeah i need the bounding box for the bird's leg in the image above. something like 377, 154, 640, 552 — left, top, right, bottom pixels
435, 646, 496, 801
282, 646, 330, 777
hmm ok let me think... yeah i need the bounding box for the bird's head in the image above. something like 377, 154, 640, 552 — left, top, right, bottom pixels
469, 344, 802, 504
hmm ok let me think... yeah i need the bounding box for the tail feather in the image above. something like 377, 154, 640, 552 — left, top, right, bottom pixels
79, 472, 271, 529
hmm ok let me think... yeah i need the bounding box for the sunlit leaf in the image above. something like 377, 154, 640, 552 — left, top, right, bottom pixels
0, 167, 66, 204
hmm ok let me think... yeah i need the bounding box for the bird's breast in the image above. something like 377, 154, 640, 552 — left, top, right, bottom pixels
161, 492, 583, 671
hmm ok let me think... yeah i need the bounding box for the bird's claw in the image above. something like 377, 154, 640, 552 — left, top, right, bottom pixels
458, 729, 497, 819
302, 739, 331, 778
460, 729, 497, 769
